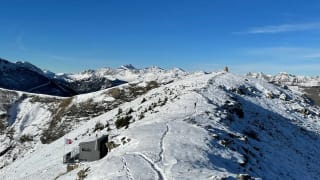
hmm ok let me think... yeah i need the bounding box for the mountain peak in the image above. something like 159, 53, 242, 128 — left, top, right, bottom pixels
172, 67, 185, 72
15, 61, 45, 75
0, 57, 10, 63
119, 64, 137, 70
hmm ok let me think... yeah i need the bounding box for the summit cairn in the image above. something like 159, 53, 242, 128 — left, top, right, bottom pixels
224, 66, 229, 72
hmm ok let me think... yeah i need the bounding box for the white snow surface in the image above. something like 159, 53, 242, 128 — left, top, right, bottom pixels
1, 72, 320, 180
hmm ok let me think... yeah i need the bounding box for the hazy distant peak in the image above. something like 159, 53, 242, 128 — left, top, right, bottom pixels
0, 57, 10, 63
119, 64, 137, 70
0, 58, 45, 76
15, 61, 45, 75
42, 69, 56, 78
171, 67, 186, 72
147, 65, 164, 70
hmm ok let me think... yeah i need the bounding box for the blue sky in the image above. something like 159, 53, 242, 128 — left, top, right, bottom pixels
0, 0, 320, 75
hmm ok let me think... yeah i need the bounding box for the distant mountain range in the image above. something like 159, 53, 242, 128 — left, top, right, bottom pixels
247, 72, 320, 87
0, 58, 188, 96
246, 72, 320, 106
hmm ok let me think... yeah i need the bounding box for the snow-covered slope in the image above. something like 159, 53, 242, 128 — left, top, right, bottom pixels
0, 79, 160, 169
1, 71, 320, 180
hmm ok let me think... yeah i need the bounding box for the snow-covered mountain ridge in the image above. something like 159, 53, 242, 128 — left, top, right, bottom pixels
247, 72, 320, 87
54, 64, 188, 84
247, 72, 320, 106
1, 71, 320, 180
0, 58, 189, 96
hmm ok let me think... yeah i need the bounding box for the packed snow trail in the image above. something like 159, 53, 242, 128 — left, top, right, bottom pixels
156, 123, 169, 164
134, 152, 166, 180
121, 156, 134, 180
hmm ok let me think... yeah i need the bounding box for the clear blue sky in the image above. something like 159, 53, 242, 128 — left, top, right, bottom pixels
1, 0, 319, 75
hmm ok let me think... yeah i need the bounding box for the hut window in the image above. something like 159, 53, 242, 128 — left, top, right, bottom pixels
82, 147, 91, 152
